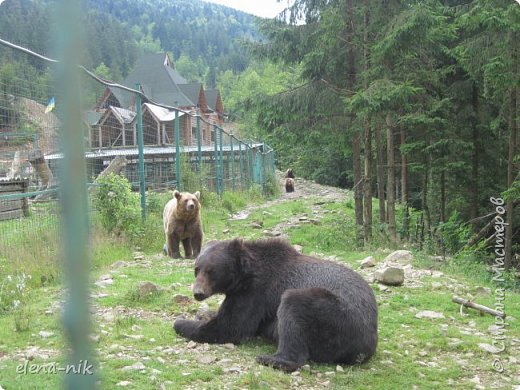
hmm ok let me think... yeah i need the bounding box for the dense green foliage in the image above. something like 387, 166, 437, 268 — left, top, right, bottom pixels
221, 0, 520, 266
92, 173, 141, 235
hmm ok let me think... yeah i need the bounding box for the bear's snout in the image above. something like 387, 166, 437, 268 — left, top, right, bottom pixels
193, 280, 209, 301
185, 200, 196, 212
194, 292, 207, 301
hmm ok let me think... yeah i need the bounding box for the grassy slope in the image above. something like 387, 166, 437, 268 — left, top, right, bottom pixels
0, 188, 519, 389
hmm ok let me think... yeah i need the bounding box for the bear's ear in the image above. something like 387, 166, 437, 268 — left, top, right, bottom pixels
174, 190, 181, 200
229, 238, 244, 256
194, 191, 200, 200
229, 238, 254, 274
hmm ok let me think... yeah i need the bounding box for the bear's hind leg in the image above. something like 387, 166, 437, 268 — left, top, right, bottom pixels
256, 288, 346, 372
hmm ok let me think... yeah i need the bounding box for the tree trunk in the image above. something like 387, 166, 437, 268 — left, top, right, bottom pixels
364, 119, 372, 243
440, 170, 446, 224
345, 0, 363, 243
353, 130, 364, 241
28, 150, 55, 189
400, 128, 409, 239
386, 114, 397, 242
505, 32, 518, 270
362, 3, 372, 243
422, 141, 432, 242
470, 83, 480, 224
375, 122, 386, 223
505, 85, 517, 270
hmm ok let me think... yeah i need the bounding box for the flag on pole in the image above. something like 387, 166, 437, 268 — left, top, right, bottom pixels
45, 97, 56, 113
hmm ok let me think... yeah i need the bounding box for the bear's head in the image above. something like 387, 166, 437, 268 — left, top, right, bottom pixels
174, 190, 200, 219
192, 239, 252, 301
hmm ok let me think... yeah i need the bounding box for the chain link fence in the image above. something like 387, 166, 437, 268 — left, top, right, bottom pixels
0, 37, 276, 265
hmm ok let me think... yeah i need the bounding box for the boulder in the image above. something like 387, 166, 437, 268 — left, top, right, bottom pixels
384, 250, 414, 265
375, 267, 404, 286
415, 310, 445, 319
360, 256, 376, 268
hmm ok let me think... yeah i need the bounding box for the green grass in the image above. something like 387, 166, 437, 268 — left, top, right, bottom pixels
0, 190, 519, 389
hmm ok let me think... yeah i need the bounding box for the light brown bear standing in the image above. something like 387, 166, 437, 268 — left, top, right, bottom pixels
163, 190, 202, 259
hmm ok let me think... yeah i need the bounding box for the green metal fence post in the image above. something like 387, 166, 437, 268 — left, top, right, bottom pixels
219, 126, 224, 194
135, 84, 146, 221
175, 109, 181, 190
230, 135, 235, 191
55, 0, 96, 387
246, 144, 252, 188
213, 125, 220, 195
238, 140, 243, 190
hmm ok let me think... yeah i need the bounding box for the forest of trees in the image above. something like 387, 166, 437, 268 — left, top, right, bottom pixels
0, 0, 259, 84
222, 0, 519, 270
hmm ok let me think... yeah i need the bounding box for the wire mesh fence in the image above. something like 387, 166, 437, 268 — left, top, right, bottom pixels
0, 37, 276, 265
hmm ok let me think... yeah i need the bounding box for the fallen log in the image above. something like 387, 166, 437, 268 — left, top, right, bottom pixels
94, 156, 127, 181
452, 296, 506, 319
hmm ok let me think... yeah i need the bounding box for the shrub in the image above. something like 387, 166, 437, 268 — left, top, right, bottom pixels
437, 211, 472, 254
263, 172, 280, 198
0, 272, 31, 326
92, 173, 141, 236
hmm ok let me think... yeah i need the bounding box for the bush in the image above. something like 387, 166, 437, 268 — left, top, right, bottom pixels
92, 173, 141, 236
437, 211, 472, 254
263, 172, 280, 198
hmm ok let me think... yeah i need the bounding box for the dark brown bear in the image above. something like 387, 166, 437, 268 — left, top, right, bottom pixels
174, 238, 378, 372
285, 178, 295, 193
162, 190, 202, 258
285, 168, 295, 179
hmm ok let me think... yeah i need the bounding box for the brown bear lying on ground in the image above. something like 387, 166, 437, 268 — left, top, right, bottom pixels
174, 238, 378, 372
163, 190, 202, 258
285, 178, 295, 192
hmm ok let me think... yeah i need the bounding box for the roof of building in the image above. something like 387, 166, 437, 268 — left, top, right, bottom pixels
111, 106, 136, 124
143, 103, 186, 122
118, 53, 195, 108
204, 89, 221, 112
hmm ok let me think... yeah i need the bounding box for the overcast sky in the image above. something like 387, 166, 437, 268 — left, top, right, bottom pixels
203, 0, 289, 18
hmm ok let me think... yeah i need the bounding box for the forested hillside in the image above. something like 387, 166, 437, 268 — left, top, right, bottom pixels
0, 0, 259, 84
224, 0, 519, 270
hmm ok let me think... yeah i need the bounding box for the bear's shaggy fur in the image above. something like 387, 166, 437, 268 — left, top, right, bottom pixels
174, 238, 378, 372
285, 178, 295, 193
163, 190, 202, 258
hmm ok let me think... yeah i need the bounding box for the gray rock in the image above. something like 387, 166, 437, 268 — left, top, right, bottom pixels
415, 310, 445, 319
375, 267, 405, 286
478, 343, 502, 354
121, 362, 145, 371
360, 256, 376, 268
197, 355, 216, 364
384, 250, 414, 265
39, 331, 54, 339
137, 281, 161, 298
173, 294, 191, 304
475, 286, 491, 295
112, 261, 128, 269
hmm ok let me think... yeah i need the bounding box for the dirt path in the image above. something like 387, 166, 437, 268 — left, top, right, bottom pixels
277, 172, 350, 202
